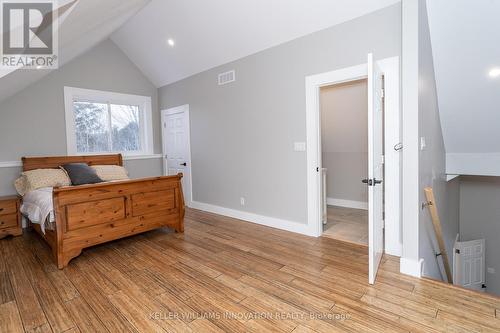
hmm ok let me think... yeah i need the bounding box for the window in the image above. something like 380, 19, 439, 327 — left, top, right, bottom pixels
64, 87, 153, 156
73, 102, 140, 153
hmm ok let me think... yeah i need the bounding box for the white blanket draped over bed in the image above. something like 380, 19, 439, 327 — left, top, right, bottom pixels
20, 187, 54, 234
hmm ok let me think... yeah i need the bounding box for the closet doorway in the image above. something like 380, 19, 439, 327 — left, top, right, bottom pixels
320, 79, 370, 246
305, 55, 400, 284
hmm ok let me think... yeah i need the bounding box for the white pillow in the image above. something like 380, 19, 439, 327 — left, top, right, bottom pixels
15, 169, 71, 196
91, 165, 129, 181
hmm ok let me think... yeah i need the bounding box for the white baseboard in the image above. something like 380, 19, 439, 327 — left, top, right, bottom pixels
326, 197, 368, 210
400, 257, 424, 278
190, 201, 315, 237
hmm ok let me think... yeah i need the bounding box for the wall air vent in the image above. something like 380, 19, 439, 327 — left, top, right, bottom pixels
218, 70, 235, 85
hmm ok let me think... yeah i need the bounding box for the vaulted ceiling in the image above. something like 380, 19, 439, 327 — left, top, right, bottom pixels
0, 0, 400, 102
427, 0, 500, 155
0, 0, 151, 102
111, 0, 401, 88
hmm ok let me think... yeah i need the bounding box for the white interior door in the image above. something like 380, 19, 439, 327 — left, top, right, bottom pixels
453, 238, 485, 291
161, 105, 192, 206
367, 53, 384, 284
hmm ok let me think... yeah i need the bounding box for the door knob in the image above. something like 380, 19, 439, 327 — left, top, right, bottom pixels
362, 178, 382, 186
180, 162, 187, 166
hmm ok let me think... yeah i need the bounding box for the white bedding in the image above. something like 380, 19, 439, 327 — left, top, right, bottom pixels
20, 187, 54, 234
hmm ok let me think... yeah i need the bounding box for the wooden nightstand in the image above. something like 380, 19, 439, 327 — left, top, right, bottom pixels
0, 195, 22, 239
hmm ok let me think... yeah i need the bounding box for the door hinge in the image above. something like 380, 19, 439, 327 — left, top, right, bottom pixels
381, 88, 385, 98
381, 155, 385, 164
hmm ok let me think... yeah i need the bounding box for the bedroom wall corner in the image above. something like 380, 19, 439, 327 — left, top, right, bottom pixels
417, 0, 460, 281
0, 39, 162, 196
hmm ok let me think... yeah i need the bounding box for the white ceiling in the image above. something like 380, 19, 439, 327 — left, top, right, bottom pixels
111, 0, 400, 88
0, 0, 151, 102
427, 0, 500, 154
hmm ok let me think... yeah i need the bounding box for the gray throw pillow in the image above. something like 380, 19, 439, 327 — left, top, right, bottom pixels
61, 163, 103, 186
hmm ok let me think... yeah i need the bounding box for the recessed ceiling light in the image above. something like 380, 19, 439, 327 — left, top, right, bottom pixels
167, 38, 175, 47
489, 68, 500, 78
36, 65, 43, 69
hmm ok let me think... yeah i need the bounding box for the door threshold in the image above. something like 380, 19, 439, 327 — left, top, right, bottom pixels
320, 233, 368, 248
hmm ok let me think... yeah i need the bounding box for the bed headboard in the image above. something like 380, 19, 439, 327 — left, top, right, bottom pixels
21, 154, 123, 171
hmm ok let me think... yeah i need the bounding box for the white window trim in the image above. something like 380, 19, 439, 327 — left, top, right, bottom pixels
64, 86, 154, 157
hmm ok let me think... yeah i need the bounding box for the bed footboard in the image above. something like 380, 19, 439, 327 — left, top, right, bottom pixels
52, 174, 185, 268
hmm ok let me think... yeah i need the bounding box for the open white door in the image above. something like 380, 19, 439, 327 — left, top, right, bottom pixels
161, 105, 192, 206
453, 238, 486, 292
367, 53, 384, 284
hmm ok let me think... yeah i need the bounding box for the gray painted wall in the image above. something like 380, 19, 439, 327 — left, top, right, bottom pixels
418, 0, 460, 281
158, 4, 401, 223
0, 39, 162, 196
320, 80, 368, 203
459, 178, 500, 297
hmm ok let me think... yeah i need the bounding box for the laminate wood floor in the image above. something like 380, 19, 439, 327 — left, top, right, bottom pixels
322, 206, 368, 246
1, 208, 499, 332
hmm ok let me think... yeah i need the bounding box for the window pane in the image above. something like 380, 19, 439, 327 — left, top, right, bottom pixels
73, 101, 110, 153
110, 104, 140, 152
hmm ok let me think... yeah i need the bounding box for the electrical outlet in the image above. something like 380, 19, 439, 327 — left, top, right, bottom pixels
487, 267, 496, 274
240, 197, 245, 206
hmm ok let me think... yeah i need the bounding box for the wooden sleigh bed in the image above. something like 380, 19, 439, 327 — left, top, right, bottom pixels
22, 154, 185, 269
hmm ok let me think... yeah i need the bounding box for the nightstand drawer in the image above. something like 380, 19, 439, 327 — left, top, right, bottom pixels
0, 214, 18, 229
0, 201, 17, 216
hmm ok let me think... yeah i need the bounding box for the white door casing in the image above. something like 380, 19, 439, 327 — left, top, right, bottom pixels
161, 105, 192, 206
367, 53, 385, 285
304, 56, 401, 259
378, 57, 401, 257
453, 238, 486, 291
306, 63, 368, 238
